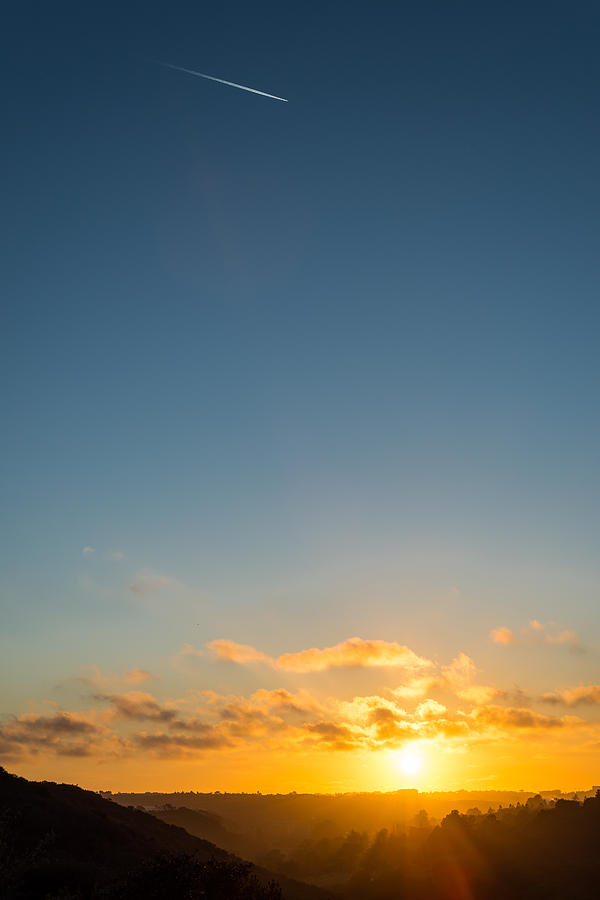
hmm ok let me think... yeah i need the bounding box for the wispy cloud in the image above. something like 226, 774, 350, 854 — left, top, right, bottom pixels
77, 666, 156, 691
490, 620, 583, 652
206, 640, 272, 665
82, 545, 96, 556
124, 668, 154, 684
129, 571, 180, 594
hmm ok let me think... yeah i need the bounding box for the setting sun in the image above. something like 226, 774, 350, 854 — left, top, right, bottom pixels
399, 751, 422, 776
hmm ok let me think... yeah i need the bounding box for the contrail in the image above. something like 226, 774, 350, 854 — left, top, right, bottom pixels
159, 62, 288, 102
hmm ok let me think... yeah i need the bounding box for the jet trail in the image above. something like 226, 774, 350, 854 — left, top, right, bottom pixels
160, 62, 288, 102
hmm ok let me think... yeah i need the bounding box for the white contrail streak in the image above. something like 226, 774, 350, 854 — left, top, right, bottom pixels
160, 62, 288, 102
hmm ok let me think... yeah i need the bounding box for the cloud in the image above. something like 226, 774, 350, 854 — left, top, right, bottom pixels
124, 668, 154, 684
133, 731, 231, 757
108, 551, 125, 561
491, 627, 515, 645
207, 640, 272, 665
129, 571, 182, 594
544, 629, 581, 649
392, 653, 498, 707
250, 688, 323, 716
541, 685, 600, 707
458, 684, 500, 705
440, 653, 477, 690
3, 675, 593, 765
303, 722, 361, 751
392, 676, 435, 700
94, 691, 178, 722
82, 546, 96, 556
277, 637, 431, 673
207, 636, 432, 673
490, 620, 582, 652
416, 699, 447, 719
2, 713, 98, 737
468, 705, 582, 731
0, 711, 110, 760
76, 666, 156, 692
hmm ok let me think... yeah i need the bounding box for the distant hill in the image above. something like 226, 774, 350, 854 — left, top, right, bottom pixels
0, 768, 328, 899
127, 790, 600, 899
151, 805, 246, 855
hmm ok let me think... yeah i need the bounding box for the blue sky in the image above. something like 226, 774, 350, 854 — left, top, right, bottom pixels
1, 2, 600, 787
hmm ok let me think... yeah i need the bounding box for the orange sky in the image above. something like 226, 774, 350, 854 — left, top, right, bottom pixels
3, 628, 599, 793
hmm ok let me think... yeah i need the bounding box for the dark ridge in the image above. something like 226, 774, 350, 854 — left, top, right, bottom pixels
0, 767, 328, 899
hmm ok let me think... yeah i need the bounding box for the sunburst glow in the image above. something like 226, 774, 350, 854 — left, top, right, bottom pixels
399, 751, 422, 776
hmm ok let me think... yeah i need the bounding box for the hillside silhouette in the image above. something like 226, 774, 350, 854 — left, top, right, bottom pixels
0, 768, 325, 899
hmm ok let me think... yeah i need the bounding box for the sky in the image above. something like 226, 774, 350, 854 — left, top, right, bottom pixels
1, 1, 600, 793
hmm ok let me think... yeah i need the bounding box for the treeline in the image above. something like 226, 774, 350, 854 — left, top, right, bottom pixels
243, 794, 600, 898
254, 813, 433, 886
345, 794, 600, 898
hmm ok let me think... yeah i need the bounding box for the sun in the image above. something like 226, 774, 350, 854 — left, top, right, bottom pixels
398, 751, 422, 776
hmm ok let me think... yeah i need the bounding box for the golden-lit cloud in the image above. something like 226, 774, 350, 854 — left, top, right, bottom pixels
491, 627, 514, 645
416, 699, 447, 719
207, 636, 431, 673
277, 637, 431, 673
391, 652, 498, 707
207, 639, 272, 665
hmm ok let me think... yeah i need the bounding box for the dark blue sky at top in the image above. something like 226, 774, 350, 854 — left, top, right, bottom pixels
2, 2, 600, 662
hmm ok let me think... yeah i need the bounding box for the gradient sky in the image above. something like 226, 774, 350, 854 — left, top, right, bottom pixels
2, 1, 599, 792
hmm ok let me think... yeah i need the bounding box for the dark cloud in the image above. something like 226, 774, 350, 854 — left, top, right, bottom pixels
304, 721, 361, 751
0, 712, 101, 759
469, 705, 579, 730
133, 731, 231, 758
541, 685, 600, 707
95, 692, 177, 722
